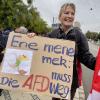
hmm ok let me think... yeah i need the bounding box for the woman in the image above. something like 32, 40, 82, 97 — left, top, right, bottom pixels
28, 3, 96, 100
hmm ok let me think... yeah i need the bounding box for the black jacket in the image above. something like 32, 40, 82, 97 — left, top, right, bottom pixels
46, 27, 96, 97
0, 28, 12, 63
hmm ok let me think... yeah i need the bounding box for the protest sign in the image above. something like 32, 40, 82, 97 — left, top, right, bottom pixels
0, 32, 75, 99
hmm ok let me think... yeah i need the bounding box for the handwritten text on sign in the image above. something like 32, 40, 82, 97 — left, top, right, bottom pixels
0, 32, 75, 99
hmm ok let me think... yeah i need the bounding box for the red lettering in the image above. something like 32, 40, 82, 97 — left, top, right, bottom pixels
33, 75, 50, 92
22, 74, 33, 89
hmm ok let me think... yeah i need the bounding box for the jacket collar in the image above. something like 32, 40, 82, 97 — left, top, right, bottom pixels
59, 25, 74, 34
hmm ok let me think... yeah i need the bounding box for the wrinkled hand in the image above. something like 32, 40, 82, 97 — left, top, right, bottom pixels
27, 32, 36, 38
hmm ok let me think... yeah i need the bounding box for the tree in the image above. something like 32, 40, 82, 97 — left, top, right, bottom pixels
0, 0, 31, 29
86, 31, 91, 39
86, 31, 99, 41
0, 0, 51, 35
97, 33, 100, 40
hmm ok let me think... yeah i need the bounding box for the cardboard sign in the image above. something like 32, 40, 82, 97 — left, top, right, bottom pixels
0, 32, 75, 99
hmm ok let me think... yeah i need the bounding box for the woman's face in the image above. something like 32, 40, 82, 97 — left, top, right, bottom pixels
59, 6, 75, 28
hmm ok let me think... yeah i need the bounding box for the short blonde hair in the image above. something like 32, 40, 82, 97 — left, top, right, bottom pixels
59, 3, 76, 18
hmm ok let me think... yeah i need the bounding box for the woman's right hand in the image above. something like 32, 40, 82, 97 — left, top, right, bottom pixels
27, 32, 36, 38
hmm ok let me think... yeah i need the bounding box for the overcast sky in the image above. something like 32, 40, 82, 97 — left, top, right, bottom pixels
23, 0, 100, 33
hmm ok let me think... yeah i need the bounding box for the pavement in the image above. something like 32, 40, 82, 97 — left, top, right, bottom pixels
82, 41, 99, 99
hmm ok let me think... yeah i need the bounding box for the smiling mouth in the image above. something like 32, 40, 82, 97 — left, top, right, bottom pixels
64, 18, 73, 22
64, 20, 72, 23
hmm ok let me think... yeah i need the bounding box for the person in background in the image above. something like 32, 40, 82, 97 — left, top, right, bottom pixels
15, 26, 28, 34
74, 21, 82, 32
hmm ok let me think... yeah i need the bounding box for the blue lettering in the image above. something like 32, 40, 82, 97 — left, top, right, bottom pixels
42, 56, 67, 68
11, 35, 38, 50
52, 72, 71, 82
49, 82, 70, 98
0, 77, 19, 88
67, 48, 75, 56
43, 44, 75, 57
49, 82, 59, 94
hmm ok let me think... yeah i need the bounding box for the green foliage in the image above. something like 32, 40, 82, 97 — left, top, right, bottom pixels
86, 31, 99, 41
97, 33, 100, 40
0, 0, 51, 35
86, 31, 91, 39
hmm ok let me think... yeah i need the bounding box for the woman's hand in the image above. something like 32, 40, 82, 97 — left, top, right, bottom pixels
27, 32, 36, 38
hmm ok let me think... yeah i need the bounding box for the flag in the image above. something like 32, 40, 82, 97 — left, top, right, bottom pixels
87, 48, 100, 100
